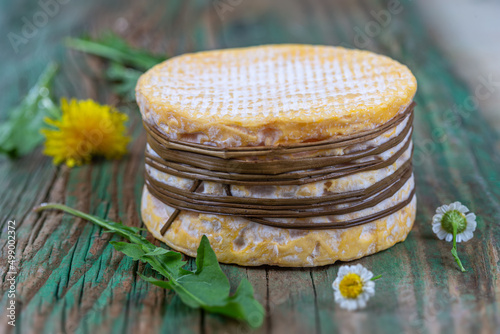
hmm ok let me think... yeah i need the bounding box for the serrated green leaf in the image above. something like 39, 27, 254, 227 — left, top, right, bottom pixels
138, 272, 174, 290
143, 247, 170, 256
34, 203, 265, 328
105, 62, 142, 101
0, 63, 59, 159
110, 241, 146, 261
176, 235, 230, 306
205, 279, 265, 329
65, 32, 166, 101
66, 33, 164, 71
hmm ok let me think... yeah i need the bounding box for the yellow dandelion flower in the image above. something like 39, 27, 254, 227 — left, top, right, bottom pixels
41, 98, 130, 167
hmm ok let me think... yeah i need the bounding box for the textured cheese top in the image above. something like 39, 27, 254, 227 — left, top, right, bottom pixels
136, 44, 417, 147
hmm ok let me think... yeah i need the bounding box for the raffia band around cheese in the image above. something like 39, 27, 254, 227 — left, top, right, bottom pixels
143, 103, 415, 234
136, 44, 418, 266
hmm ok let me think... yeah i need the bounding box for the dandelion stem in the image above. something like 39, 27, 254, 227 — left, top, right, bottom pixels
451, 220, 466, 272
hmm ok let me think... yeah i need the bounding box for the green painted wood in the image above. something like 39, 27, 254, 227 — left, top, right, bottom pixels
1, 0, 499, 333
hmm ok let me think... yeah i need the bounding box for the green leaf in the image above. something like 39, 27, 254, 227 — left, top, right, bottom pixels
206, 279, 265, 329
110, 241, 146, 261
66, 32, 165, 71
105, 62, 142, 101
143, 247, 169, 256
34, 203, 265, 328
0, 63, 59, 159
176, 236, 231, 306
138, 272, 174, 290
143, 250, 188, 279
65, 32, 166, 101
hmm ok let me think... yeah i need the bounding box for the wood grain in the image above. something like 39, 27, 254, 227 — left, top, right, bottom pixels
1, 0, 499, 333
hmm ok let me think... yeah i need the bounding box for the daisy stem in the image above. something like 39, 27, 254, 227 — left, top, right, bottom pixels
370, 275, 382, 281
451, 221, 466, 272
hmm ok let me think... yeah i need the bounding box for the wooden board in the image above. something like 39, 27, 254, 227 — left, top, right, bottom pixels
1, 0, 500, 333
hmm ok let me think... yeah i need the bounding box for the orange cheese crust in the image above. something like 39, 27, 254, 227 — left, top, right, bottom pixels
137, 44, 418, 266
136, 45, 417, 147
141, 179, 416, 267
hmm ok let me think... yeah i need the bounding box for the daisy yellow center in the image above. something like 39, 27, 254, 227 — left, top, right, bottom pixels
338, 273, 364, 299
441, 210, 467, 234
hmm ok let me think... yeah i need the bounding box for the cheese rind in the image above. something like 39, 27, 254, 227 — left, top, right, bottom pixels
141, 183, 416, 267
137, 44, 418, 266
136, 45, 417, 147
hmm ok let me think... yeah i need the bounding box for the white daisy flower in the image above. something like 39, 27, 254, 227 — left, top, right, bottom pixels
432, 201, 477, 272
332, 264, 379, 311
